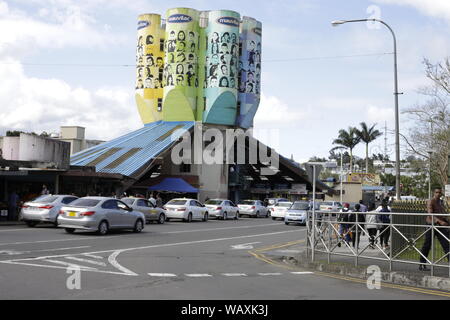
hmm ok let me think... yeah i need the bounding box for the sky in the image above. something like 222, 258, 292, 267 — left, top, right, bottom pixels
0, 0, 449, 163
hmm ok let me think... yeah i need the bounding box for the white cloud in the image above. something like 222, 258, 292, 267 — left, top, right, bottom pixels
254, 93, 308, 128
0, 57, 141, 140
367, 105, 394, 124
373, 0, 450, 22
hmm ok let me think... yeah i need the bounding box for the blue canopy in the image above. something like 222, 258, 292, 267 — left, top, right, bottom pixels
148, 178, 198, 193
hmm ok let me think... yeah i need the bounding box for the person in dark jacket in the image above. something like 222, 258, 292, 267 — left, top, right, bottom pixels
349, 203, 365, 249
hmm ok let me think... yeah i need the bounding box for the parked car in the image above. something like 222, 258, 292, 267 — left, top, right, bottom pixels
57, 197, 145, 235
20, 194, 78, 227
121, 197, 165, 224
265, 198, 289, 214
271, 201, 293, 220
284, 201, 310, 226
237, 200, 268, 218
204, 199, 239, 220
319, 201, 342, 212
163, 198, 208, 222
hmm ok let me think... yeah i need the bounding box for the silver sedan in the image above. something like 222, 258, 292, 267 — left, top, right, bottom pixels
58, 197, 145, 235
20, 194, 78, 227
121, 197, 166, 224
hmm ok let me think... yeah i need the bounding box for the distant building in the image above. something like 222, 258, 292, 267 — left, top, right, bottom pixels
58, 126, 104, 155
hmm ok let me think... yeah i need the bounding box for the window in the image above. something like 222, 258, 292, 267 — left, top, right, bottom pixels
102, 200, 118, 209
157, 98, 162, 112
137, 199, 149, 207
160, 39, 164, 51
62, 197, 78, 204
70, 199, 100, 207
190, 200, 197, 206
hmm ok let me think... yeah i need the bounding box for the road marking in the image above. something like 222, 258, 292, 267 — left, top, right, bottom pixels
0, 250, 26, 255
45, 259, 98, 271
148, 273, 177, 277
257, 273, 283, 276
82, 254, 103, 259
290, 272, 314, 275
65, 256, 107, 266
33, 246, 91, 253
185, 274, 213, 277
231, 242, 261, 250
0, 236, 116, 246
108, 250, 138, 276
164, 223, 289, 234
222, 273, 247, 277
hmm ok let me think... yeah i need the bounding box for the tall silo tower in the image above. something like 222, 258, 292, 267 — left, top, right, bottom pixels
135, 14, 166, 125
237, 16, 262, 129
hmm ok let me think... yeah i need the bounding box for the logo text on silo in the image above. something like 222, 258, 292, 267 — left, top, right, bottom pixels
217, 17, 240, 27
168, 14, 192, 23
137, 21, 150, 30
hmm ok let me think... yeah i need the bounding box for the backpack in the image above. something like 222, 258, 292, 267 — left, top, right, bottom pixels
379, 207, 390, 224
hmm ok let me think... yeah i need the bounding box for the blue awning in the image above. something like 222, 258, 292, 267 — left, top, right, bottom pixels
148, 178, 198, 193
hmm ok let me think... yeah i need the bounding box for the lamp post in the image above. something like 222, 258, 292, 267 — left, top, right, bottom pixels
331, 19, 401, 200
427, 150, 432, 199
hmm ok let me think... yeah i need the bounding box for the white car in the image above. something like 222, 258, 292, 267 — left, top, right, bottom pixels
285, 201, 309, 226
163, 198, 208, 222
237, 200, 268, 218
121, 197, 166, 224
319, 201, 342, 212
266, 198, 289, 214
20, 194, 79, 227
271, 201, 293, 220
204, 199, 239, 220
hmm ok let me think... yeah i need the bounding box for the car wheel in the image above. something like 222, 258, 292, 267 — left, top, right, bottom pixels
157, 214, 165, 224
26, 221, 38, 228
223, 212, 227, 220
97, 221, 109, 235
133, 219, 144, 233
166, 218, 171, 222
285, 222, 289, 225
235, 212, 239, 220
184, 213, 192, 223
65, 228, 75, 234
272, 217, 276, 221
256, 211, 260, 218
203, 213, 209, 222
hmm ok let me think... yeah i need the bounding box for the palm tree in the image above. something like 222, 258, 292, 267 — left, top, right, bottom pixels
356, 122, 383, 173
332, 127, 361, 173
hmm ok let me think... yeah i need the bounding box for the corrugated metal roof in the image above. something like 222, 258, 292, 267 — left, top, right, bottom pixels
70, 121, 194, 178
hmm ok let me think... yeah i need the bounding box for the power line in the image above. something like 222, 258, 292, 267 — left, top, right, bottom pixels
0, 52, 393, 67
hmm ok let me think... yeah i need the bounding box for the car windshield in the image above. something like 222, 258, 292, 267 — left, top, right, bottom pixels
240, 200, 255, 205
291, 202, 310, 210
32, 195, 58, 204
69, 199, 101, 207
166, 200, 187, 206
321, 202, 333, 206
121, 199, 135, 205
205, 200, 222, 205
276, 202, 292, 207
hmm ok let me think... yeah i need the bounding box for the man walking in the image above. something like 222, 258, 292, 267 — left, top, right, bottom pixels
419, 188, 449, 271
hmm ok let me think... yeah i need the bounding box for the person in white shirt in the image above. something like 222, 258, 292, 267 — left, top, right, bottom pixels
148, 193, 156, 206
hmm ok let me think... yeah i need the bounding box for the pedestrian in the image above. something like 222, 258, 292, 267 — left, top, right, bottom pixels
148, 193, 156, 206
8, 190, 19, 221
111, 192, 117, 199
349, 203, 365, 249
419, 188, 449, 271
376, 200, 391, 250
359, 200, 368, 212
41, 184, 49, 195
366, 203, 378, 249
337, 203, 351, 247
156, 193, 163, 208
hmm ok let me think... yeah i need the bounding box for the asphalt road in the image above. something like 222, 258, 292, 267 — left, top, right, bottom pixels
0, 217, 448, 300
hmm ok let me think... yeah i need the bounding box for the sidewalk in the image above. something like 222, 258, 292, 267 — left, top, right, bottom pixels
263, 235, 450, 292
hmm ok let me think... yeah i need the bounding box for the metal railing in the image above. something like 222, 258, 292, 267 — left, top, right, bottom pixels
306, 210, 450, 277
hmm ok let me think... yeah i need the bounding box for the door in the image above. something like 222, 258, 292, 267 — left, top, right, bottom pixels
117, 200, 135, 227
101, 200, 121, 228
136, 199, 151, 220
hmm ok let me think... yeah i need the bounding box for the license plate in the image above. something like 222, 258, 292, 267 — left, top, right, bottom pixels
68, 211, 77, 217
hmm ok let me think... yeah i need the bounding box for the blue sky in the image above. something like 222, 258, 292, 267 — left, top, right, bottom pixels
1, 0, 449, 163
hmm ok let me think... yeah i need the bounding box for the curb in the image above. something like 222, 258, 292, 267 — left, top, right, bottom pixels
276, 252, 450, 292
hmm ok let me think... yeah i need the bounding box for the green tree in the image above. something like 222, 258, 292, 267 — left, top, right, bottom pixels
332, 127, 360, 173
356, 122, 382, 174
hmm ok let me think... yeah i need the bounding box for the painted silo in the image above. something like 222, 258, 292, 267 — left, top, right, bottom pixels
162, 8, 200, 121
135, 14, 166, 125
236, 16, 262, 129
201, 10, 240, 126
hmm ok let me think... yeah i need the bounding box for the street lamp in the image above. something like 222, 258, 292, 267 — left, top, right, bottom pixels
331, 18, 401, 200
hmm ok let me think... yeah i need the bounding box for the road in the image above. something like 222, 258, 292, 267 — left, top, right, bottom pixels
0, 217, 447, 300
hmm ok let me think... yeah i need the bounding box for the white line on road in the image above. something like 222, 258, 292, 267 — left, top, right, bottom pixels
108, 250, 138, 276
222, 273, 247, 277
82, 254, 103, 259
148, 273, 177, 277
257, 273, 283, 276
185, 274, 213, 277
231, 242, 261, 250
0, 236, 116, 246
65, 256, 107, 266
290, 272, 314, 275
33, 246, 91, 253
45, 259, 98, 271
164, 223, 288, 235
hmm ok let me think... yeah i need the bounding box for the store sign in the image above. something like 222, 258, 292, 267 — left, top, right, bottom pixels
347, 173, 380, 186
168, 14, 192, 23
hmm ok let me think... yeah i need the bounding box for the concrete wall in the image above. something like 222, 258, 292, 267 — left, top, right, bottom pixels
19, 133, 70, 169
1, 136, 20, 160
60, 126, 85, 140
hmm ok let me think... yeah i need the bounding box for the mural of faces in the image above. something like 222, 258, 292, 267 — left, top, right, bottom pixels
239, 39, 261, 94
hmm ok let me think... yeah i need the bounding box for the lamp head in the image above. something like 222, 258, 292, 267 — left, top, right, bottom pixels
331, 20, 346, 27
